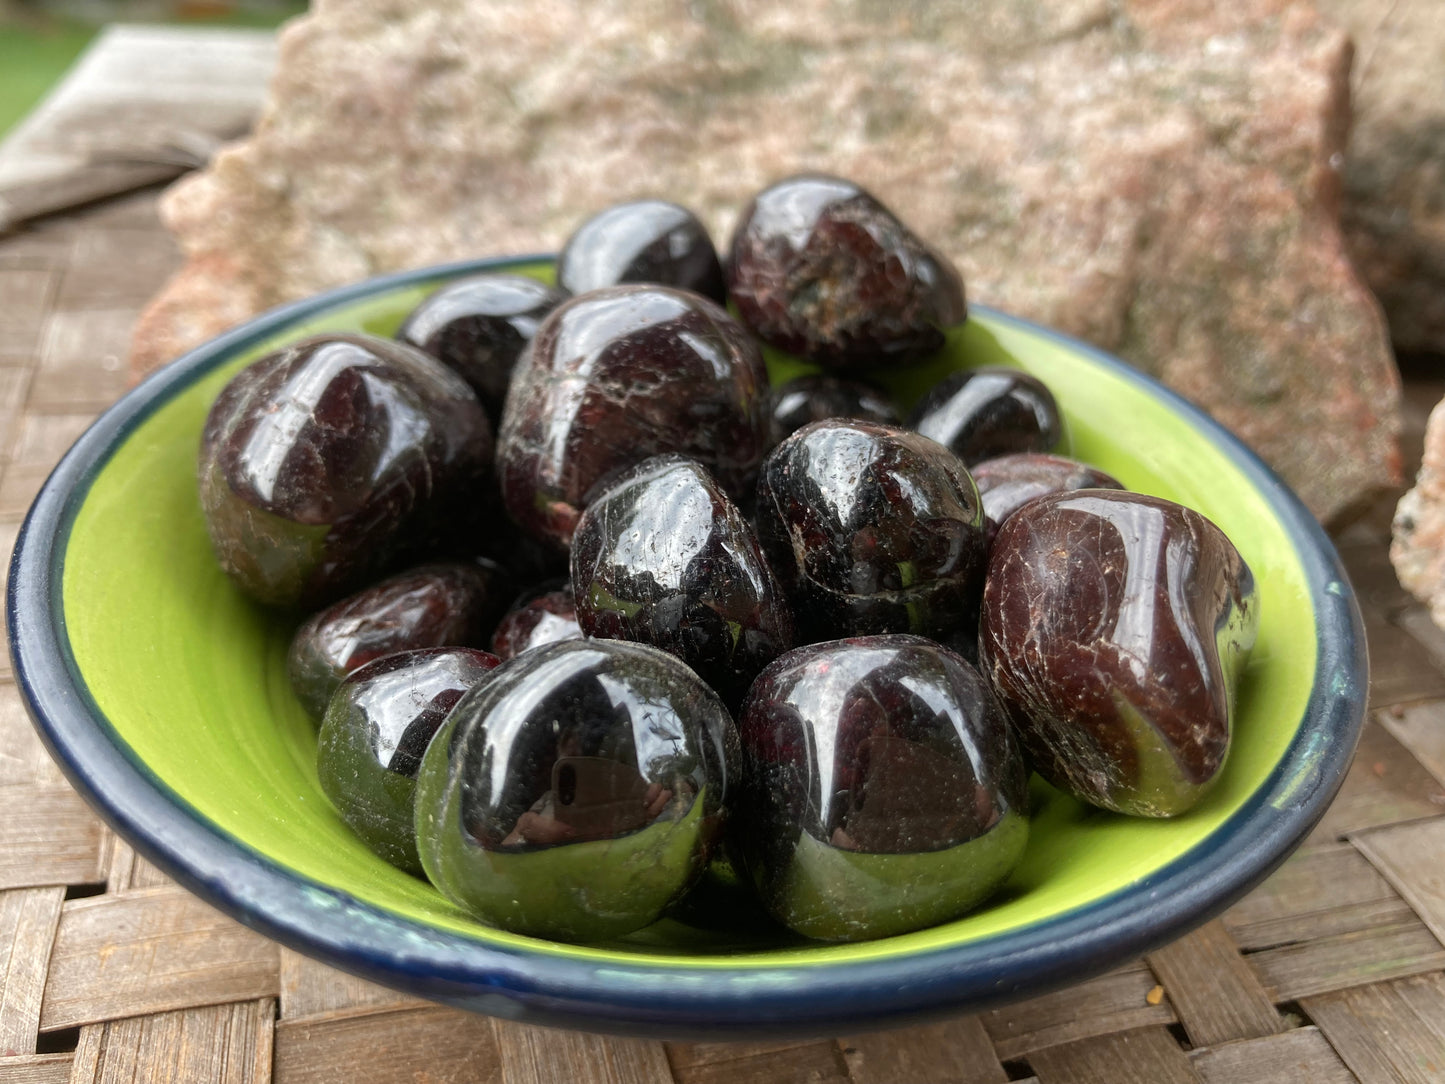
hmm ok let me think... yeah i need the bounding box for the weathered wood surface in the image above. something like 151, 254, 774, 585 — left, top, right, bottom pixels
0, 27, 1444, 1084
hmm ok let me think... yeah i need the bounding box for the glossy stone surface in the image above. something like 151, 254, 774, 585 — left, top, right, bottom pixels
490, 585, 584, 659
768, 375, 899, 447
734, 634, 1028, 941
395, 273, 566, 424
497, 285, 770, 549
198, 333, 493, 609
973, 453, 1124, 545
909, 367, 1064, 466
288, 561, 512, 719
754, 419, 988, 643
415, 639, 737, 941
571, 455, 794, 707
727, 174, 965, 370
980, 491, 1259, 817
557, 200, 726, 304
318, 647, 500, 872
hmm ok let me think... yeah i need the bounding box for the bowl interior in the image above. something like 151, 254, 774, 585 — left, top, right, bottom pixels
58, 260, 1314, 970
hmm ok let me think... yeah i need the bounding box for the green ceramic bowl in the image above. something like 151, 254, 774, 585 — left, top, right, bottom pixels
8, 256, 1367, 1037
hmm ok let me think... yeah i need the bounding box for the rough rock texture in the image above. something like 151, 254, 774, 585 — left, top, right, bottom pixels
1393, 399, 1445, 626
1317, 0, 1445, 356
130, 0, 1402, 523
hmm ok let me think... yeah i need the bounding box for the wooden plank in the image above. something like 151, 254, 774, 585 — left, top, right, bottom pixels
0, 413, 100, 521
274, 1004, 501, 1084
491, 1021, 672, 1084
1145, 920, 1285, 1046
980, 961, 1175, 1061
1360, 610, 1445, 708
1028, 1026, 1201, 1084
1302, 974, 1445, 1084
0, 784, 104, 891
1394, 609, 1445, 676
1337, 537, 1419, 619
0, 683, 67, 788
0, 271, 55, 362
0, 369, 34, 473
67, 998, 274, 1084
1380, 699, 1445, 788
1353, 816, 1445, 949
53, 228, 178, 310
0, 888, 64, 1056
276, 950, 418, 1021
1223, 844, 1410, 950
1306, 720, 1445, 845
39, 885, 279, 1031
1187, 1027, 1359, 1084
0, 1053, 70, 1083
837, 1015, 1008, 1083
665, 1038, 824, 1071
671, 1040, 846, 1084
29, 310, 134, 413
1245, 919, 1445, 1001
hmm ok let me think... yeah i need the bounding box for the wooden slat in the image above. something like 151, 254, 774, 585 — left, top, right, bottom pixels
0, 369, 33, 473
1360, 611, 1445, 707
0, 1053, 70, 1083
1145, 920, 1285, 1046
980, 962, 1174, 1060
66, 998, 274, 1084
0, 888, 64, 1056
665, 1039, 818, 1071
670, 1040, 847, 1084
39, 886, 279, 1031
837, 1015, 1008, 1083
1306, 721, 1445, 845
1353, 816, 1445, 948
1245, 919, 1445, 1001
1028, 1026, 1201, 1084
0, 413, 100, 521
53, 228, 178, 310
0, 684, 67, 789
276, 950, 418, 1021
1187, 1027, 1359, 1084
0, 271, 56, 362
29, 310, 134, 413
1380, 699, 1445, 788
0, 784, 104, 891
491, 1021, 672, 1084
1303, 975, 1445, 1084
1223, 844, 1412, 950
273, 1004, 500, 1084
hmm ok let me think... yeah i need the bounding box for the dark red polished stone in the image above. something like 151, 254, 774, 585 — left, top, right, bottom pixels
395, 273, 566, 425
557, 199, 726, 304
414, 639, 738, 941
767, 374, 900, 447
734, 634, 1029, 941
754, 419, 988, 644
571, 455, 794, 707
908, 367, 1064, 466
317, 646, 500, 872
490, 585, 585, 660
727, 174, 965, 370
287, 560, 512, 719
979, 491, 1259, 817
972, 452, 1124, 544
198, 333, 492, 609
496, 285, 770, 550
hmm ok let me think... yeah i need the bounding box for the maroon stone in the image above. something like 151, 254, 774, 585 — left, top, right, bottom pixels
979, 491, 1259, 817
491, 586, 585, 660
972, 452, 1124, 544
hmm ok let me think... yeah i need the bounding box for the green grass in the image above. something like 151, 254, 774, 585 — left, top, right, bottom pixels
0, 19, 96, 139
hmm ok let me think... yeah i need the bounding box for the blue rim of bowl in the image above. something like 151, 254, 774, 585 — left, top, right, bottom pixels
7, 254, 1368, 1038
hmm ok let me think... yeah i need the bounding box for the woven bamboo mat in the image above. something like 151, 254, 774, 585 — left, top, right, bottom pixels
1, 188, 1444, 1083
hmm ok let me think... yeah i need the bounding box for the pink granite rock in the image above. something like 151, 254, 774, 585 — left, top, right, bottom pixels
130, 0, 1402, 523
1317, 0, 1445, 357
1393, 398, 1445, 625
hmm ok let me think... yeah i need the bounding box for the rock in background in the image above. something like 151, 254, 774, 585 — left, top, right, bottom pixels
1317, 0, 1445, 359
128, 0, 1401, 524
